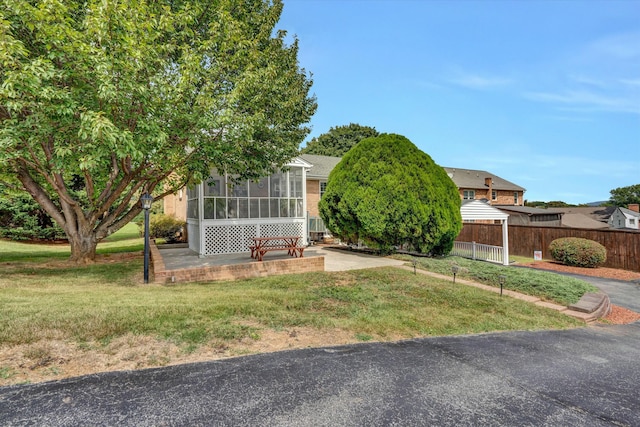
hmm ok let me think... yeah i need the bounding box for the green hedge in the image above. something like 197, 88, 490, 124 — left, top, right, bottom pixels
549, 237, 606, 268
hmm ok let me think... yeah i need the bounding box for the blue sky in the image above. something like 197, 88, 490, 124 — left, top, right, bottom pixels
277, 0, 640, 204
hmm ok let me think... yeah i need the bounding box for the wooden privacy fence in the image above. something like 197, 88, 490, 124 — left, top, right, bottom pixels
456, 224, 640, 272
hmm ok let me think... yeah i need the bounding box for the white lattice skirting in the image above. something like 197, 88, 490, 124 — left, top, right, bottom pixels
203, 222, 304, 255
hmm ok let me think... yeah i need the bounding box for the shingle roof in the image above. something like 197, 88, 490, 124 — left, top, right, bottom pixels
560, 213, 610, 229
442, 167, 525, 192
546, 206, 615, 223
493, 205, 555, 215
299, 156, 526, 194
619, 207, 640, 218
298, 154, 342, 179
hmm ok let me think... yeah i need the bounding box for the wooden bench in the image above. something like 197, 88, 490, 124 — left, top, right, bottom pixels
250, 236, 304, 262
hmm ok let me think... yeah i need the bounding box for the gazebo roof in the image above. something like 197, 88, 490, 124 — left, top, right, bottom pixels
461, 200, 509, 221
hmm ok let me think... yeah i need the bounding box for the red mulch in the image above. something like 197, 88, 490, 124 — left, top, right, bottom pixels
604, 305, 640, 325
525, 261, 640, 281
523, 261, 640, 325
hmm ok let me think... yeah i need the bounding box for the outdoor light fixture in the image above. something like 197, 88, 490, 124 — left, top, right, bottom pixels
499, 274, 506, 297
451, 265, 459, 283
141, 193, 153, 284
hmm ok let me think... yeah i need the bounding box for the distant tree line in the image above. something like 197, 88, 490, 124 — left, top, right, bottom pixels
525, 183, 640, 209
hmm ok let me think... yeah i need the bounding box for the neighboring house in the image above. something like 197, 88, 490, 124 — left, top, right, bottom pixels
442, 167, 526, 206
493, 205, 563, 227
608, 204, 640, 230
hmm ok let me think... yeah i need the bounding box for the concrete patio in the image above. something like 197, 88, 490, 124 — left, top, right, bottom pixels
151, 243, 406, 284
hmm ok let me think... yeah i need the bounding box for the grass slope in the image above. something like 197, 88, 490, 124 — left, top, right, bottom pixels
394, 255, 598, 306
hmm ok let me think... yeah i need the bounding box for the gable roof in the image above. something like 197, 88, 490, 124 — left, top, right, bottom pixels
619, 207, 640, 219
298, 154, 342, 179
442, 167, 525, 192
461, 199, 509, 221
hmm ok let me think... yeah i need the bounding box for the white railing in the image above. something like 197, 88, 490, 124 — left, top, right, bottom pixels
451, 241, 503, 264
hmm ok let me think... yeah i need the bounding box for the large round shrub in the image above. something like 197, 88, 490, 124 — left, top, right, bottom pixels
549, 237, 606, 268
318, 133, 462, 255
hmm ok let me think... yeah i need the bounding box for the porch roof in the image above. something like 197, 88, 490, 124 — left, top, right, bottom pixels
461, 200, 509, 221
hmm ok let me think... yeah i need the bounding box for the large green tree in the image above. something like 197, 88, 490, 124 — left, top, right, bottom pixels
300, 123, 378, 157
609, 184, 640, 207
0, 0, 316, 262
319, 134, 462, 255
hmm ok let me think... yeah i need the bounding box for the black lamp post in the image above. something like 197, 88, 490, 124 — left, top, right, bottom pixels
451, 265, 459, 283
141, 193, 153, 284
499, 274, 506, 297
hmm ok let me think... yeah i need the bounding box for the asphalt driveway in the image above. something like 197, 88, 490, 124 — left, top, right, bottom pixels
560, 273, 640, 313
1, 322, 639, 426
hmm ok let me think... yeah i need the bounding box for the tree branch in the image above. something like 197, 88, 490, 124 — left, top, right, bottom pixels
14, 164, 66, 228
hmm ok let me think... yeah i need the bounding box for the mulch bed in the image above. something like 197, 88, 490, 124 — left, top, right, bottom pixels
524, 261, 640, 281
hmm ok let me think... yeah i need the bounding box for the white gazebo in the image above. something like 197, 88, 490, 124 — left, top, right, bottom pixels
186, 157, 312, 256
458, 200, 510, 265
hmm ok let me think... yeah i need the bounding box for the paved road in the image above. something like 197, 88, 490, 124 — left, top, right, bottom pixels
1, 323, 639, 426
561, 273, 640, 313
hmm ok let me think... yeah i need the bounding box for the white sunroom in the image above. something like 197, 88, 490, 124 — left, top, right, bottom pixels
186, 158, 312, 256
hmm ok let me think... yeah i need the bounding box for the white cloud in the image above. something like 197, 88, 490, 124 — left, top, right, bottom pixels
446, 69, 512, 90
570, 75, 606, 87
524, 90, 640, 115
588, 31, 640, 60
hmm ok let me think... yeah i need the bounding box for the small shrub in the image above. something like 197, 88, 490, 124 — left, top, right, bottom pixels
549, 237, 606, 268
146, 214, 185, 243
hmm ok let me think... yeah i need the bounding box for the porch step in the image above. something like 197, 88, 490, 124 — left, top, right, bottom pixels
567, 292, 611, 322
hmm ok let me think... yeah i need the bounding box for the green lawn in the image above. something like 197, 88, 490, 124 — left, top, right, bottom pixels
0, 227, 585, 353
0, 223, 143, 263
0, 264, 582, 348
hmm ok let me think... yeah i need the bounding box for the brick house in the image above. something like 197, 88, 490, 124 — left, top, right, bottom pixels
298, 154, 341, 217
442, 167, 525, 206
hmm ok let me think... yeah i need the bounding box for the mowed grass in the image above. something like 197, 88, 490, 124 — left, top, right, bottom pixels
0, 223, 143, 263
393, 254, 598, 306
0, 229, 582, 349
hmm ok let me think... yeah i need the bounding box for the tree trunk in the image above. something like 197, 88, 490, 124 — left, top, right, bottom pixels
68, 233, 98, 264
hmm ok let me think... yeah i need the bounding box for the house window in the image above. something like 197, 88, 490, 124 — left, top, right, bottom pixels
629, 218, 636, 226
320, 181, 328, 199
492, 190, 497, 201
513, 192, 518, 205
463, 190, 475, 200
